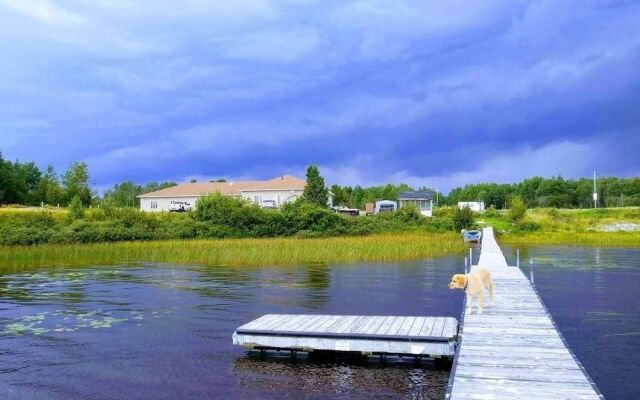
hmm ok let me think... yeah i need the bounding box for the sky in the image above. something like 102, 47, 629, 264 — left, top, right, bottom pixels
1, 0, 639, 192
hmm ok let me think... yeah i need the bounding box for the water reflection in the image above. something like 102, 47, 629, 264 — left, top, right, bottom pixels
3, 247, 635, 400
233, 357, 448, 400
0, 258, 463, 400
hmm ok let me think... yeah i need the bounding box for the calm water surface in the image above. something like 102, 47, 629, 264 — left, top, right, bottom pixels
0, 246, 638, 400
0, 257, 463, 400
503, 246, 640, 400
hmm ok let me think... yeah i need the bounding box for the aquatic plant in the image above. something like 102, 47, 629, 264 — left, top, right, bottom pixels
0, 233, 465, 270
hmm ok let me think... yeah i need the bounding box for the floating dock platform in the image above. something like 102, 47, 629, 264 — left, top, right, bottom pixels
233, 314, 458, 358
446, 227, 604, 400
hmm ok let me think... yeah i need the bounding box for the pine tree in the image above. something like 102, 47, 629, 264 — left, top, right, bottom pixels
302, 165, 328, 208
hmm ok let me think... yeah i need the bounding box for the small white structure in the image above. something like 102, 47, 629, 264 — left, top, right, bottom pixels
139, 175, 333, 212
374, 200, 397, 214
457, 201, 485, 212
398, 191, 434, 217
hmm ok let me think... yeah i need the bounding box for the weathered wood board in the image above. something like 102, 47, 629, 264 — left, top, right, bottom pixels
233, 314, 458, 357
446, 227, 605, 400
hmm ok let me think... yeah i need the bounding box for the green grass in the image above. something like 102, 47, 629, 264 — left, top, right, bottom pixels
498, 231, 640, 247
482, 207, 640, 247
0, 232, 466, 270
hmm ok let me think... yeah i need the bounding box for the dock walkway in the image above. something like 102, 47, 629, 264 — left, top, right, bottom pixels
446, 227, 604, 400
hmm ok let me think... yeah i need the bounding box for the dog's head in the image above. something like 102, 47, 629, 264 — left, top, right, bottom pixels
448, 274, 466, 289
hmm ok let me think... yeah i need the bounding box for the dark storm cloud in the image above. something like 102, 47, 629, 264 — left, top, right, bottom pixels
0, 0, 638, 191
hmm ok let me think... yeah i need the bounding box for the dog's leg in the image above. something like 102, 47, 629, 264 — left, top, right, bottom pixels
465, 292, 473, 314
477, 291, 484, 314
487, 277, 495, 306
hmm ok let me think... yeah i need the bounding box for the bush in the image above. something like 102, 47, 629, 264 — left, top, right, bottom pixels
482, 207, 501, 218
281, 200, 350, 235
0, 194, 456, 245
193, 194, 267, 233
513, 220, 541, 232
395, 204, 422, 223
508, 196, 527, 223
66, 196, 85, 221
452, 206, 475, 232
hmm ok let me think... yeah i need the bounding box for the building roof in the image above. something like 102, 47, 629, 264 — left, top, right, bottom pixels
138, 175, 306, 198
397, 191, 433, 200
375, 200, 397, 205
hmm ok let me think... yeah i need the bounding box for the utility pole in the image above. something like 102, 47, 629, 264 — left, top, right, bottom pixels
593, 170, 597, 209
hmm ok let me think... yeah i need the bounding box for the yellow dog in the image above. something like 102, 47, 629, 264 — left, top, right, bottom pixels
448, 269, 494, 314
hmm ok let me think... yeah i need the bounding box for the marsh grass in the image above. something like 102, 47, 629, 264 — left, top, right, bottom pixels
499, 231, 640, 247
0, 232, 465, 270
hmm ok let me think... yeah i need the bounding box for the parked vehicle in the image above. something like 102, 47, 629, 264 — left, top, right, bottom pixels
261, 200, 277, 209
332, 205, 360, 216
169, 201, 192, 212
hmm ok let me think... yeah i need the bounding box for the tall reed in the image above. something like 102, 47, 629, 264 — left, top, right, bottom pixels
0, 232, 465, 270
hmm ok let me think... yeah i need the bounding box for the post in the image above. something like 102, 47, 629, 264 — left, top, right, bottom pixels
469, 248, 473, 267
529, 259, 534, 285
516, 249, 520, 268
593, 170, 598, 209
464, 256, 468, 274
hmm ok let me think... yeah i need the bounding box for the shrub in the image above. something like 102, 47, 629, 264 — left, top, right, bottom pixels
395, 204, 422, 223
452, 206, 475, 231
66, 196, 85, 221
193, 194, 265, 230
508, 196, 527, 223
281, 200, 349, 234
482, 207, 501, 218
514, 220, 541, 232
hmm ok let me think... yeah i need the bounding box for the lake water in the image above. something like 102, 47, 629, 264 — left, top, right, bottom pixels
0, 246, 638, 400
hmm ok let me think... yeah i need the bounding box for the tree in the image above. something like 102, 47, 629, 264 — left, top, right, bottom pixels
103, 181, 141, 207
12, 161, 41, 204
66, 195, 85, 220
35, 165, 63, 206
141, 181, 177, 194
508, 195, 527, 223
453, 206, 475, 231
0, 152, 17, 204
62, 161, 92, 205
302, 165, 328, 208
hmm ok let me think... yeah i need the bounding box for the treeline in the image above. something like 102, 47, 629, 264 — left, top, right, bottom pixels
102, 181, 177, 208
0, 153, 91, 206
442, 176, 640, 209
330, 176, 640, 209
0, 152, 176, 207
3, 151, 639, 210
330, 184, 439, 209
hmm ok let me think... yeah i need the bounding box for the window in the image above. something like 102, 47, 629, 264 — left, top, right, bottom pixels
151, 201, 158, 209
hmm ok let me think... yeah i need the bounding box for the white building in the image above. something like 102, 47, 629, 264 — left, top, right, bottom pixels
374, 200, 397, 214
398, 191, 434, 217
457, 201, 485, 212
139, 175, 332, 212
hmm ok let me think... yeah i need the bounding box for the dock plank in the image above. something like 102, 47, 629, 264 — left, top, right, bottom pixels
446, 227, 603, 400
234, 312, 457, 357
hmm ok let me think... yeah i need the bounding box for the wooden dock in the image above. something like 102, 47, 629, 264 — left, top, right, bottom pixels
233, 314, 458, 358
446, 227, 604, 400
